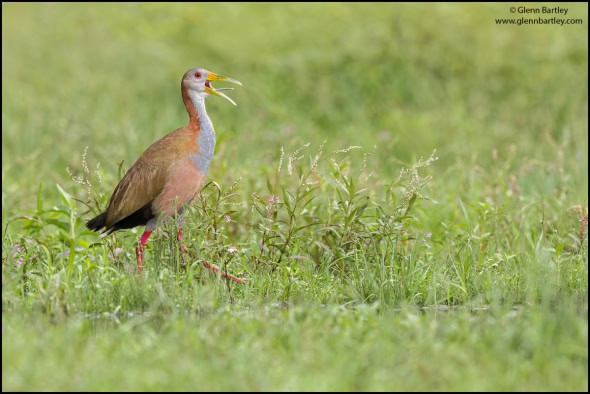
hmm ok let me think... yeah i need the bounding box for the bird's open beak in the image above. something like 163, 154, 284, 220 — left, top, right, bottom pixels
205, 72, 242, 106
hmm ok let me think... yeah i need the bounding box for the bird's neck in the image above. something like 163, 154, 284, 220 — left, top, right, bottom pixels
183, 88, 216, 172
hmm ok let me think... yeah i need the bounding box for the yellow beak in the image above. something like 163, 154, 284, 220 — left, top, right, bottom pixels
205, 71, 242, 106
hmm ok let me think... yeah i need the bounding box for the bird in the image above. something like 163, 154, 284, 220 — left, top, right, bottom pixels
86, 68, 246, 283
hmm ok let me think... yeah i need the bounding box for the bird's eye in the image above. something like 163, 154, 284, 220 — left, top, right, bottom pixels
194, 72, 202, 79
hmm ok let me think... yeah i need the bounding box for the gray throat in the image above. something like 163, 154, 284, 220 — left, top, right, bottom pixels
188, 91, 216, 174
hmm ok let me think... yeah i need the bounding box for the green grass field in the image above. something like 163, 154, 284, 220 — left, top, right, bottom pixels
2, 3, 588, 391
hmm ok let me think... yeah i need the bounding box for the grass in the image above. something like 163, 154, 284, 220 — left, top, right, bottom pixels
3, 306, 586, 391
2, 2, 588, 391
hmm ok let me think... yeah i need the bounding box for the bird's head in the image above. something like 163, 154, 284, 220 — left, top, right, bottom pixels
182, 68, 242, 106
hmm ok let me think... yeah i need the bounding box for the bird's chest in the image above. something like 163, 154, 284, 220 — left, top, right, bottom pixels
189, 120, 216, 174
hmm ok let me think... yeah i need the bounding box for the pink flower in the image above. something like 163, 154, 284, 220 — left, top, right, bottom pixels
11, 245, 24, 268
224, 215, 231, 223
268, 195, 280, 205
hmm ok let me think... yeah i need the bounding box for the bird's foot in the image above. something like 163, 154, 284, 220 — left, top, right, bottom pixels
135, 246, 144, 274
134, 230, 152, 275
203, 261, 248, 284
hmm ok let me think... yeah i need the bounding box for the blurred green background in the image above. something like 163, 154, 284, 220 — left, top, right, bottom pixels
3, 2, 587, 219
2, 3, 588, 391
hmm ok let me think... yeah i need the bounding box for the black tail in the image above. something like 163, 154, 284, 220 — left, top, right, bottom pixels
86, 212, 107, 232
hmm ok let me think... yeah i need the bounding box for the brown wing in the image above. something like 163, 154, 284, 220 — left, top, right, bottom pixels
103, 126, 196, 228
104, 156, 167, 228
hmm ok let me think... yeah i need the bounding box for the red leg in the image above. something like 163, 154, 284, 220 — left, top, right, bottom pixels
203, 261, 248, 284
176, 227, 246, 284
177, 227, 189, 253
135, 231, 152, 273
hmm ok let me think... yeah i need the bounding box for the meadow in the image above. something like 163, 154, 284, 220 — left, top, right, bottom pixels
2, 3, 588, 391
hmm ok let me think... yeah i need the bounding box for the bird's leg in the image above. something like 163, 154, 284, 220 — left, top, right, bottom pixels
135, 231, 152, 273
176, 227, 189, 254
176, 226, 246, 283
176, 226, 190, 271
203, 261, 248, 284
